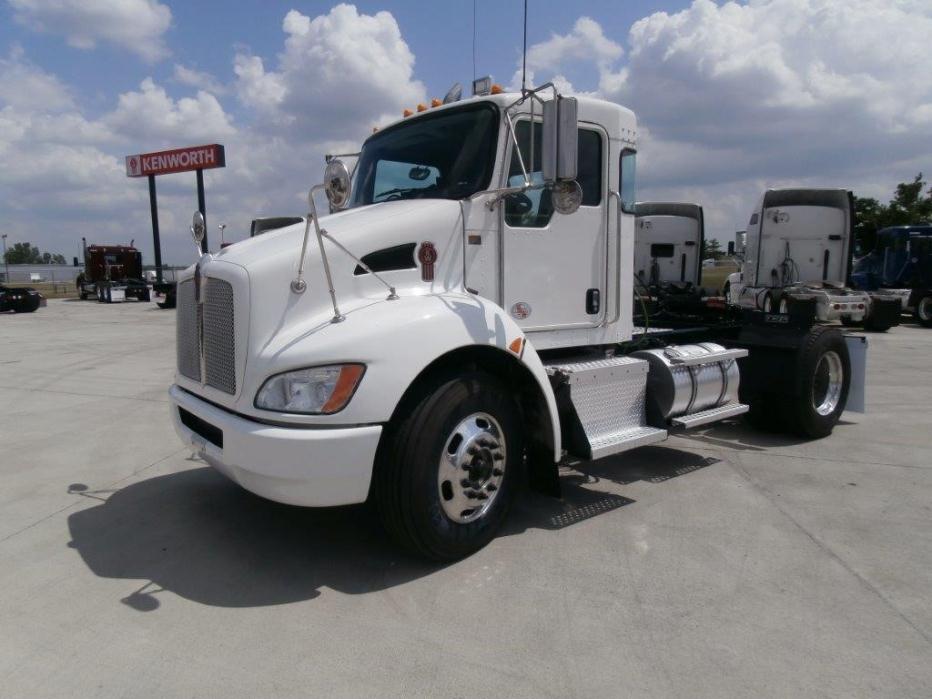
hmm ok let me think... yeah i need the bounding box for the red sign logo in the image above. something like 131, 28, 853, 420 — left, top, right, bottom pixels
418, 242, 437, 282
125, 144, 226, 178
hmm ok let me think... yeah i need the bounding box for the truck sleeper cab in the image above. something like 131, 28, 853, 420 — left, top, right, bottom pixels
169, 86, 865, 561
724, 189, 899, 331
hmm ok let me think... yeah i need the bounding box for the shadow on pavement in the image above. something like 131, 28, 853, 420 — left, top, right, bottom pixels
66, 445, 719, 611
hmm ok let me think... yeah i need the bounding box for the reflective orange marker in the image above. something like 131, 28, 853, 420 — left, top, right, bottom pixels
416, 103, 428, 112
490, 84, 504, 94
508, 337, 524, 355
403, 108, 413, 117
431, 98, 442, 107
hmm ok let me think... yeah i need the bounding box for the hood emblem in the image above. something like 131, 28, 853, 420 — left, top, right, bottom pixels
418, 242, 437, 282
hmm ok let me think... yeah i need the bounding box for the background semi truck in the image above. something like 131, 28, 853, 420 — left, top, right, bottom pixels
851, 224, 932, 326
723, 189, 900, 331
168, 82, 867, 560
77, 238, 150, 303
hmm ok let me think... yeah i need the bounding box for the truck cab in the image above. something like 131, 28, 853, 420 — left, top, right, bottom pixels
723, 189, 902, 330
634, 202, 703, 289
169, 86, 863, 560
851, 225, 932, 326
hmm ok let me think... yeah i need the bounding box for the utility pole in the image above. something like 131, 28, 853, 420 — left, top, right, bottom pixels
2, 234, 8, 283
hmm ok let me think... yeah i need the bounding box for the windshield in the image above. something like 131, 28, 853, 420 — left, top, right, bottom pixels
351, 103, 499, 206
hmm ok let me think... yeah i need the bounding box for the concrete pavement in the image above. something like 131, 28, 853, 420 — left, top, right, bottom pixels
1, 299, 930, 697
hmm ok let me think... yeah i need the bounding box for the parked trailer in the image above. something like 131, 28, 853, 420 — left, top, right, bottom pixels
77, 239, 150, 303
724, 189, 900, 331
168, 84, 868, 560
851, 224, 932, 327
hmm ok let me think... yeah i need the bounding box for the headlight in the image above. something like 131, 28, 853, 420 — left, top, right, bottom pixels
255, 364, 365, 414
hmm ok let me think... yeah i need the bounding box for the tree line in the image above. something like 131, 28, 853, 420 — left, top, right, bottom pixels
3, 242, 67, 265
855, 173, 932, 252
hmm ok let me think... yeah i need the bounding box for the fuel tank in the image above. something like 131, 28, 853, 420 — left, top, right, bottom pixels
631, 343, 740, 423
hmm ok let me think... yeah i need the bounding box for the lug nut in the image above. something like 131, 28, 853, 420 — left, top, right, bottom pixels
460, 479, 472, 488
493, 452, 504, 461
476, 492, 489, 500
492, 468, 504, 477
486, 483, 497, 492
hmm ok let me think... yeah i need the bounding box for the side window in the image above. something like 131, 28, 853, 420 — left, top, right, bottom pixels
577, 129, 602, 206
749, 213, 759, 226
506, 122, 604, 228
650, 243, 675, 258
505, 121, 550, 228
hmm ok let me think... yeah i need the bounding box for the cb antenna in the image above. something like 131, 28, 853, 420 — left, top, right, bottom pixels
472, 0, 477, 82
521, 0, 528, 92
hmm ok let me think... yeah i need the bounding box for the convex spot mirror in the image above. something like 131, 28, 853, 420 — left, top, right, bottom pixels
542, 96, 578, 184
323, 159, 352, 210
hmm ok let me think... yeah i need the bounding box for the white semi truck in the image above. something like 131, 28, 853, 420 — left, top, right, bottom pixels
724, 189, 900, 331
169, 84, 866, 560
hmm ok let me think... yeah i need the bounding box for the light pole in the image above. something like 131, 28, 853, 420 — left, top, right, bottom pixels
1, 234, 8, 284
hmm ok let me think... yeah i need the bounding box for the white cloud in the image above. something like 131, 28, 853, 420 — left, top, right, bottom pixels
105, 78, 235, 144
9, 0, 172, 62
521, 0, 932, 240
234, 4, 426, 138
173, 64, 226, 95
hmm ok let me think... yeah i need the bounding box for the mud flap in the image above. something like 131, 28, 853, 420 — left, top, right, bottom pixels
844, 334, 867, 413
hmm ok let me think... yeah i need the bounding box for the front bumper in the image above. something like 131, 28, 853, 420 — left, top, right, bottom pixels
169, 384, 382, 507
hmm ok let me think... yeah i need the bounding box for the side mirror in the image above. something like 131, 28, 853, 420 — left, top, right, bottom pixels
727, 242, 735, 256
323, 159, 352, 210
191, 211, 206, 251
542, 96, 578, 184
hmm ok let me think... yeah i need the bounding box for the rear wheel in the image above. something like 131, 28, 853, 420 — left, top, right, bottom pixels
783, 327, 850, 438
914, 294, 932, 327
375, 372, 522, 561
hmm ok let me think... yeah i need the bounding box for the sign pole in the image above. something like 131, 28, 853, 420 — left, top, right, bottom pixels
196, 169, 208, 253
147, 174, 163, 283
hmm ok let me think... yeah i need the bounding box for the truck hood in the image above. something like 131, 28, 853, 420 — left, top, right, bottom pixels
202, 197, 466, 357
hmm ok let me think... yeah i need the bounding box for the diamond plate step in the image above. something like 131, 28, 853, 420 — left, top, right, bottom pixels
546, 355, 666, 460
671, 402, 749, 429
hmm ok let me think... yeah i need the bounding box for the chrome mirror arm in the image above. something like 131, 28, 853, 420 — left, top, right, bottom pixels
292, 185, 344, 323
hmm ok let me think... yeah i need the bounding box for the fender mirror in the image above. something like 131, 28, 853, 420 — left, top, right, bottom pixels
542, 96, 578, 184
323, 159, 352, 210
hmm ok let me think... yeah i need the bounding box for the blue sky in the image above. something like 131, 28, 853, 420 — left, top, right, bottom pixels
0, 1, 929, 265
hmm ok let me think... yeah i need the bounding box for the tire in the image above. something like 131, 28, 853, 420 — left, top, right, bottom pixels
762, 291, 777, 313
141, 288, 151, 302
781, 326, 850, 438
105, 286, 112, 303
375, 371, 523, 561
79, 291, 88, 300
914, 294, 932, 327
722, 281, 730, 302
779, 296, 792, 315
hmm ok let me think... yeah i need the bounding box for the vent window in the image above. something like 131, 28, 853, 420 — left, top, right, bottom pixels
354, 243, 417, 275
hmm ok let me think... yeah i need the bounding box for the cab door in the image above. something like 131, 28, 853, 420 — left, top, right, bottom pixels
502, 120, 607, 330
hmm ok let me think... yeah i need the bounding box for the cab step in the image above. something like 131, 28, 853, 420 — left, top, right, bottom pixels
545, 355, 668, 460
670, 402, 749, 429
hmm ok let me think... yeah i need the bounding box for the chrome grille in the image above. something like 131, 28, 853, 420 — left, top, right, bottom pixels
176, 279, 201, 382
203, 278, 236, 394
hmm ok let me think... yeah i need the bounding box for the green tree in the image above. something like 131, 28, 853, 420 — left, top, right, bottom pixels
701, 238, 724, 260
854, 173, 932, 253
3, 242, 67, 264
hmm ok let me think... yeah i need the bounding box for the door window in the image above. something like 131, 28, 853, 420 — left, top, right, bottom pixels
620, 149, 636, 213
505, 122, 603, 227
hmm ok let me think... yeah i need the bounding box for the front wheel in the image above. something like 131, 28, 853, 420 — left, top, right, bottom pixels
914, 294, 932, 327
375, 372, 523, 561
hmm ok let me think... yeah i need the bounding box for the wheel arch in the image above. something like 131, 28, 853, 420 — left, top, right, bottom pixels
378, 343, 561, 492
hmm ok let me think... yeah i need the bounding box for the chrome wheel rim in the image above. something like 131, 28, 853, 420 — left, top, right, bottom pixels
812, 350, 843, 416
920, 297, 932, 321
437, 412, 506, 524
779, 298, 789, 314
763, 294, 773, 312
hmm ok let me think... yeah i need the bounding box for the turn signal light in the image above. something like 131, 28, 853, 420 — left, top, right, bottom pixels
490, 84, 504, 94
322, 365, 367, 414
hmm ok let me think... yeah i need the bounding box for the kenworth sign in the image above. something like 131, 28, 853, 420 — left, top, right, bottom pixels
125, 144, 225, 178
